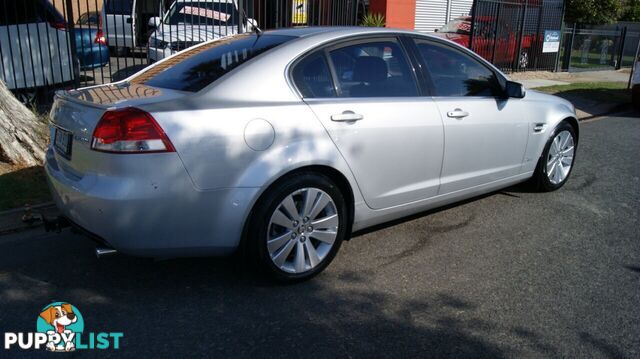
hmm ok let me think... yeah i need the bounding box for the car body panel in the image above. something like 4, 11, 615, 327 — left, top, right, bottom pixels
305, 97, 444, 209
46, 27, 577, 257
432, 96, 529, 194
73, 26, 110, 70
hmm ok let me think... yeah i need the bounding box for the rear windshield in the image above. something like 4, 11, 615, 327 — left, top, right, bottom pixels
136, 34, 295, 92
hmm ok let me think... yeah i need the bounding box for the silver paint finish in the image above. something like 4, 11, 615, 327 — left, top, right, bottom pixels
46, 27, 578, 257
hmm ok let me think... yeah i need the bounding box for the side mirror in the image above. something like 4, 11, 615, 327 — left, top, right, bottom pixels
246, 18, 258, 32
148, 16, 162, 28
434, 29, 439, 33
505, 80, 526, 98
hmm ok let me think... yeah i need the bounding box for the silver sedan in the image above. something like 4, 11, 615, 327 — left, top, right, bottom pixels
46, 27, 578, 281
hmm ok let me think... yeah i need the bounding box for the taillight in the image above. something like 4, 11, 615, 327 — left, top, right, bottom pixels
49, 21, 67, 30
91, 108, 175, 153
95, 15, 107, 45
94, 29, 107, 45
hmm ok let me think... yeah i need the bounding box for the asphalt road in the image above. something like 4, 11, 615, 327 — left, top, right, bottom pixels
1, 114, 638, 358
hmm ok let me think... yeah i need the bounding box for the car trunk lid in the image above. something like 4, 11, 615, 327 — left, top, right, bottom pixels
49, 83, 186, 176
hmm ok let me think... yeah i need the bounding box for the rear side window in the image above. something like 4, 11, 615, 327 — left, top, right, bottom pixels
291, 52, 336, 98
137, 34, 295, 92
105, 0, 133, 15
328, 40, 419, 98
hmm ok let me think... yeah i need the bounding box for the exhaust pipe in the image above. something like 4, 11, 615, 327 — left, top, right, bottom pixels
95, 247, 117, 258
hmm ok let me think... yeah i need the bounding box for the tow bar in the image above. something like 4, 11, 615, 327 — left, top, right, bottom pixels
42, 215, 71, 233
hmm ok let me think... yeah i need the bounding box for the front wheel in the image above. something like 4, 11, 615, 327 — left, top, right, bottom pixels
532, 122, 577, 191
248, 173, 349, 282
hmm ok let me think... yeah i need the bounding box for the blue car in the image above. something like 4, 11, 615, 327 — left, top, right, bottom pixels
74, 12, 109, 70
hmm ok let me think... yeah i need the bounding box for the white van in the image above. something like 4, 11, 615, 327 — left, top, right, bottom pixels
0, 0, 74, 95
101, 0, 164, 54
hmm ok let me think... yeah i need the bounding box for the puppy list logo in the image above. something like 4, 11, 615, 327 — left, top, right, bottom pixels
3, 302, 123, 352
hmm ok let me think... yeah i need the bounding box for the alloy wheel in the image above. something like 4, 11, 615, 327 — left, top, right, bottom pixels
266, 187, 339, 274
546, 130, 575, 185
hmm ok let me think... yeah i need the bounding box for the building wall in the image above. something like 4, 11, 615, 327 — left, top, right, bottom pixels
370, 0, 416, 29
52, 0, 105, 23
414, 0, 473, 33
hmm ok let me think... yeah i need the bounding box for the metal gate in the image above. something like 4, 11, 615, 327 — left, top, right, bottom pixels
0, 0, 364, 104
470, 0, 565, 72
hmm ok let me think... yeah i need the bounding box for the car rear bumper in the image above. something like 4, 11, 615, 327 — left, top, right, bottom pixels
45, 147, 259, 257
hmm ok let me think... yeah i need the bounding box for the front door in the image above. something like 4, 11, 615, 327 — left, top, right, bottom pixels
411, 38, 529, 194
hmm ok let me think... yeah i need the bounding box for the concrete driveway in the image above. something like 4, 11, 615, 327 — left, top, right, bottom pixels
1, 113, 638, 357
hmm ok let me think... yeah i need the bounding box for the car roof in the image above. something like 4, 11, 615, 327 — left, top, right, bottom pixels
264, 26, 425, 39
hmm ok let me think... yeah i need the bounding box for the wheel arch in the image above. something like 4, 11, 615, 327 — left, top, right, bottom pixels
238, 164, 356, 255
562, 116, 580, 143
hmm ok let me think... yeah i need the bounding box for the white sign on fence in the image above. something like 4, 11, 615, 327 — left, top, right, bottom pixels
543, 30, 561, 53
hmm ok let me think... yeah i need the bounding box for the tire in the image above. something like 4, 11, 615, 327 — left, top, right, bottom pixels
248, 172, 349, 282
633, 85, 640, 111
532, 121, 577, 192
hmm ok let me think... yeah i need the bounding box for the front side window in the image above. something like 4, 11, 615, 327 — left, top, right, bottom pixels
137, 34, 295, 92
291, 52, 336, 98
328, 40, 419, 98
414, 39, 504, 97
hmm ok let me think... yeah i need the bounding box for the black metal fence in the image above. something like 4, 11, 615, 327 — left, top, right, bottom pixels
470, 0, 565, 73
0, 0, 364, 104
559, 22, 640, 72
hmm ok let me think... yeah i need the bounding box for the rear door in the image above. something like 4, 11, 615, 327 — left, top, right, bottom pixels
295, 36, 445, 210
410, 37, 529, 194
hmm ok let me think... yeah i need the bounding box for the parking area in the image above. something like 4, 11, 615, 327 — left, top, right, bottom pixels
1, 113, 638, 357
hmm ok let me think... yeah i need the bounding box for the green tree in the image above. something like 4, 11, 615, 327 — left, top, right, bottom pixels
621, 0, 640, 21
565, 0, 622, 24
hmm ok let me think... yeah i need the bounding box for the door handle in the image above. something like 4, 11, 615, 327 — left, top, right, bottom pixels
331, 111, 363, 122
447, 109, 469, 119
126, 18, 133, 24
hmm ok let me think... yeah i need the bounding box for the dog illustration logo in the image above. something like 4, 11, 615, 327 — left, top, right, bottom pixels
36, 302, 84, 352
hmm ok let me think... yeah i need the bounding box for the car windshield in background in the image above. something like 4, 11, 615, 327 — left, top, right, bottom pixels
77, 12, 100, 26
437, 19, 471, 35
138, 34, 295, 92
166, 2, 239, 26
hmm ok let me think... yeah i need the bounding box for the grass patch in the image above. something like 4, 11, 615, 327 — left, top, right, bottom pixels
0, 166, 51, 211
535, 81, 631, 104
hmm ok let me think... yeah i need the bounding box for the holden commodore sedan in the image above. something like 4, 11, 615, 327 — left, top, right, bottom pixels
46, 27, 578, 282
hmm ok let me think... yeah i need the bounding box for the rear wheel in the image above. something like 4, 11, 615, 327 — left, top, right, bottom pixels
249, 173, 348, 282
532, 121, 577, 191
